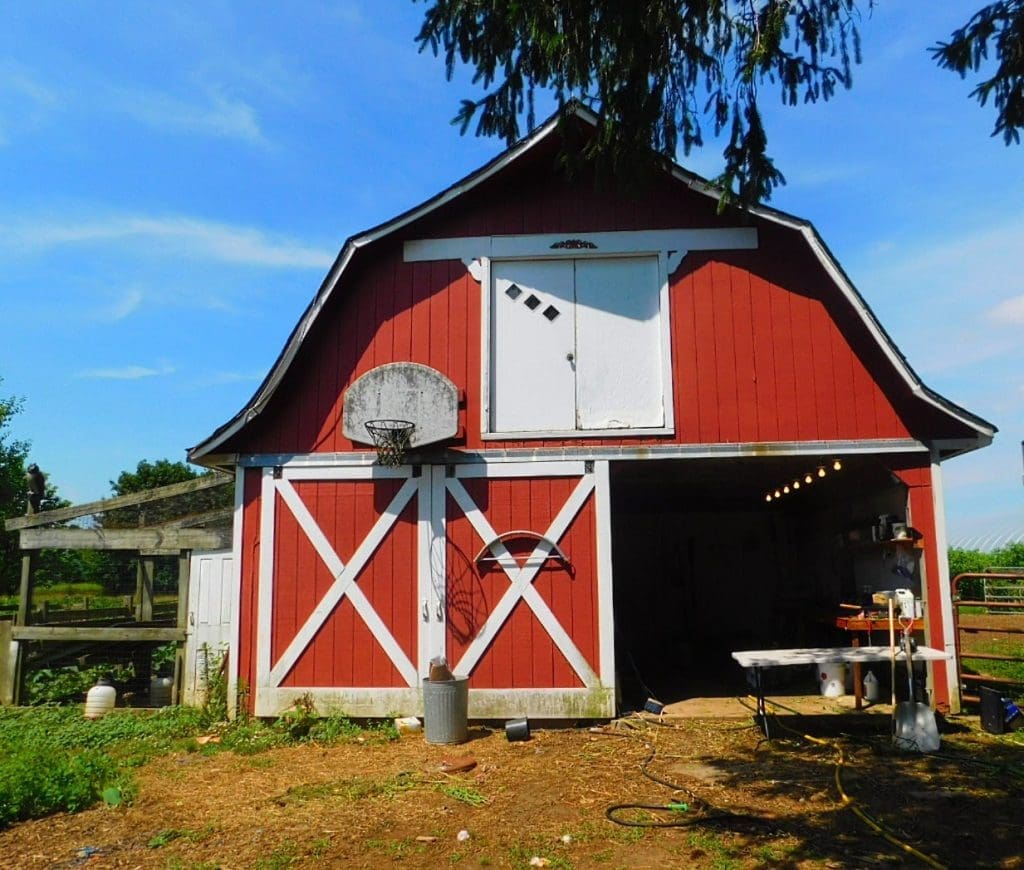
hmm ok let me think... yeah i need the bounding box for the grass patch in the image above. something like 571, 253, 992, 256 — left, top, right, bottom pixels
962, 635, 1024, 684
0, 704, 405, 829
439, 783, 487, 806
285, 773, 416, 804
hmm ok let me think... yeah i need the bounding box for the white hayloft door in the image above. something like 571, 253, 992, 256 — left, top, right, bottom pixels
491, 255, 663, 433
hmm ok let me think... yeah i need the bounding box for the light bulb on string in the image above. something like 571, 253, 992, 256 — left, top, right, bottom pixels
766, 493, 772, 502
783, 485, 790, 494
793, 480, 800, 490
833, 459, 842, 471
804, 473, 813, 484
817, 466, 826, 478
774, 489, 781, 498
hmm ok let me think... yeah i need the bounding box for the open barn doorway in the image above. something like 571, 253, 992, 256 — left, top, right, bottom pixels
608, 455, 913, 710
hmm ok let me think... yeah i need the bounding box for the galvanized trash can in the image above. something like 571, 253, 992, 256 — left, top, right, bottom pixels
422, 676, 469, 744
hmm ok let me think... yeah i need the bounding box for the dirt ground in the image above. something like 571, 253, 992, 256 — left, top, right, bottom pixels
1, 703, 1022, 870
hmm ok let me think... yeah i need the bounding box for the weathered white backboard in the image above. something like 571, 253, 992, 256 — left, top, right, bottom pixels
343, 362, 459, 447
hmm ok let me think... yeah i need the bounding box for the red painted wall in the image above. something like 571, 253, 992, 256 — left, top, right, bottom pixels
223, 151, 964, 459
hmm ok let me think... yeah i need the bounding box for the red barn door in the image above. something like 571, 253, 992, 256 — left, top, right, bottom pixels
441, 461, 616, 718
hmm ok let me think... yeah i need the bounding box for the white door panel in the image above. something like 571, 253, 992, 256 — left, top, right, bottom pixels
575, 257, 663, 428
491, 260, 576, 432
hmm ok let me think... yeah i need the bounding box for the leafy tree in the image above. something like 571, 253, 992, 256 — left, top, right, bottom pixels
100, 459, 232, 593
0, 381, 72, 593
0, 384, 30, 594
416, 1, 1023, 204
931, 1, 1024, 144
102, 459, 230, 530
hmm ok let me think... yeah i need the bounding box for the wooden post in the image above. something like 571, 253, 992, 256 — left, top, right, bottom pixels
17, 553, 36, 626
173, 551, 191, 705
0, 621, 18, 706
136, 558, 155, 622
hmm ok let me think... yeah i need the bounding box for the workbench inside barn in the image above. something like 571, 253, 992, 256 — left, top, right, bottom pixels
732, 645, 952, 737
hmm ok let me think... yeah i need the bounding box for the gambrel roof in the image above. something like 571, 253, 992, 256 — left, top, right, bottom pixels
189, 104, 995, 463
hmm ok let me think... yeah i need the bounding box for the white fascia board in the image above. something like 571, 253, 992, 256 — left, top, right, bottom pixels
404, 228, 757, 264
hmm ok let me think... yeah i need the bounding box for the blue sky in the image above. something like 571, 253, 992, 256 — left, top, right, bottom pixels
1, 2, 1021, 547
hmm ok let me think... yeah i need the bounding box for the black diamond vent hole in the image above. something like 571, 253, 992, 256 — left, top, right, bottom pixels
524, 294, 541, 310
505, 283, 523, 301
542, 305, 560, 321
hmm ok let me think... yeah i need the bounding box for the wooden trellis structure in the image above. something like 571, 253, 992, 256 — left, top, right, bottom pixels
1, 473, 232, 705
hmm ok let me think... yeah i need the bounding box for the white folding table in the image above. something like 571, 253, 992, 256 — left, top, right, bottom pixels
732, 646, 952, 737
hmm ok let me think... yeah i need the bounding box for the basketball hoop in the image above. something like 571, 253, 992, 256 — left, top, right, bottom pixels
365, 419, 415, 467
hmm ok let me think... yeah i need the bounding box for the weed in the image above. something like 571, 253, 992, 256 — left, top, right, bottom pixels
590, 848, 613, 862
285, 774, 416, 803
308, 836, 331, 859
439, 783, 487, 806
148, 825, 216, 848
254, 840, 299, 869
308, 712, 361, 743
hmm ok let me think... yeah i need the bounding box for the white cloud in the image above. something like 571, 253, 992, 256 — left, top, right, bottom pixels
76, 364, 176, 380
3, 213, 335, 269
110, 85, 265, 144
101, 289, 145, 321
986, 294, 1024, 326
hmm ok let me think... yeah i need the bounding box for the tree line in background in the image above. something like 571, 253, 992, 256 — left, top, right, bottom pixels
0, 379, 229, 598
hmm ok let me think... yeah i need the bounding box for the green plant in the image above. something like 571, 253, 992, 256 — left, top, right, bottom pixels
254, 840, 299, 869
199, 643, 228, 723
439, 783, 487, 806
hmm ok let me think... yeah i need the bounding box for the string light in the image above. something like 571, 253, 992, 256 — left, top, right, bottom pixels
764, 460, 845, 504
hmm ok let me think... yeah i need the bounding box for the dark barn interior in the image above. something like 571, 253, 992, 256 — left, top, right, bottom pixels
609, 455, 918, 707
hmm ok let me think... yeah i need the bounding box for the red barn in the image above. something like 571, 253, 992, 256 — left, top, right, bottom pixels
190, 105, 993, 719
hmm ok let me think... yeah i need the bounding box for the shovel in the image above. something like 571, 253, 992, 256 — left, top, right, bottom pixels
893, 624, 940, 752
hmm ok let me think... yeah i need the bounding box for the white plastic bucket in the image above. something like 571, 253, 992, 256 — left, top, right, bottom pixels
84, 682, 116, 719
817, 662, 846, 697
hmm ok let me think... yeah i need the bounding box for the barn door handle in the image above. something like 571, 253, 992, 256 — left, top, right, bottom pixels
435, 600, 444, 622
565, 352, 574, 362
421, 599, 429, 621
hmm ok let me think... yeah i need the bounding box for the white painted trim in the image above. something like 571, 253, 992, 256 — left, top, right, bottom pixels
658, 252, 676, 433
430, 465, 448, 659
929, 450, 960, 712
454, 461, 587, 478
255, 686, 423, 719
480, 255, 492, 449
482, 426, 676, 440
467, 687, 614, 719
404, 228, 758, 263
227, 470, 245, 718
253, 685, 615, 719
282, 465, 411, 481
236, 440, 931, 470
267, 477, 419, 687
594, 460, 616, 688
256, 468, 276, 690
446, 475, 598, 685
416, 469, 433, 677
